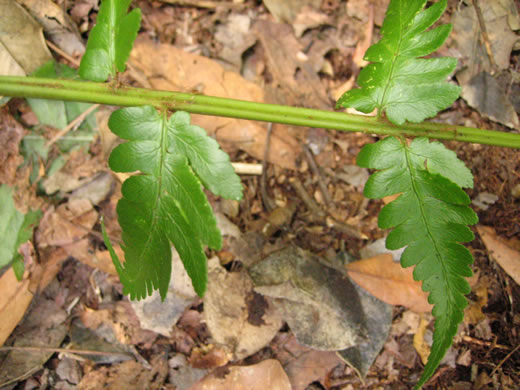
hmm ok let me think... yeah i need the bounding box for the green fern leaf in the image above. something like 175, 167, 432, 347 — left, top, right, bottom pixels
79, 0, 141, 82
337, 0, 460, 124
358, 137, 477, 388
104, 106, 242, 300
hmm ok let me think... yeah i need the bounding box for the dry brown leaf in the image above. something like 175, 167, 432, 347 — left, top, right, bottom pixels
191, 359, 292, 390
129, 37, 299, 170
0, 247, 66, 347
203, 258, 283, 360
78, 354, 168, 390
346, 254, 432, 313
284, 350, 342, 390
478, 225, 520, 285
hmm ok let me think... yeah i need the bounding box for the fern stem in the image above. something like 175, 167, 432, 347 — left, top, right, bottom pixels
1, 76, 519, 148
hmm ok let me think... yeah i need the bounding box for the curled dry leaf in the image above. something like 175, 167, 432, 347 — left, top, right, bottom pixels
346, 254, 432, 313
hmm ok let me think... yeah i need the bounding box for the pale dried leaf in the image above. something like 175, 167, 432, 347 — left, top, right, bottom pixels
478, 225, 520, 285
191, 359, 291, 390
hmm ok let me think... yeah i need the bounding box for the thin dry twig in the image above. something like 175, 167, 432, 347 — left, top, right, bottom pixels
472, 0, 497, 73
490, 343, 520, 376
303, 145, 332, 208
0, 346, 132, 358
154, 0, 243, 9
231, 162, 262, 175
261, 123, 276, 211
289, 176, 325, 218
46, 39, 81, 68
46, 104, 100, 147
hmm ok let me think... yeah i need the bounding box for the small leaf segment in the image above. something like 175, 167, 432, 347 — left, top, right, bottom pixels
337, 0, 460, 125
0, 184, 41, 279
79, 0, 141, 82
358, 137, 477, 388
103, 107, 242, 300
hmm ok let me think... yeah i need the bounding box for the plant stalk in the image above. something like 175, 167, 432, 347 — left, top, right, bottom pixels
1, 76, 519, 148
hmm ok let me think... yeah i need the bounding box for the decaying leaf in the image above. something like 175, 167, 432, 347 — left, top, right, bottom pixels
346, 254, 432, 313
250, 246, 367, 351
130, 249, 198, 337
203, 257, 283, 360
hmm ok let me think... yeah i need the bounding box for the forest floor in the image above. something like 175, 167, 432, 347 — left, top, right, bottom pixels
0, 0, 519, 389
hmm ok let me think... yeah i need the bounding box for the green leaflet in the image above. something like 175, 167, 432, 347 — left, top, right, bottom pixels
79, 0, 141, 82
0, 185, 41, 278
104, 106, 242, 300
358, 137, 478, 388
337, 0, 460, 125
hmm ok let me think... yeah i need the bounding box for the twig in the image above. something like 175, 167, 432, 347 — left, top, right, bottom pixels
46, 104, 100, 147
261, 123, 276, 211
462, 335, 511, 350
0, 346, 132, 358
154, 0, 243, 8
472, 0, 497, 73
490, 343, 520, 376
231, 162, 262, 175
46, 39, 81, 68
289, 176, 325, 218
303, 145, 332, 208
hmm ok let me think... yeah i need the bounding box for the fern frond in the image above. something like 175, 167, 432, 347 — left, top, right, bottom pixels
337, 0, 460, 124
79, 0, 141, 82
103, 106, 242, 300
358, 137, 477, 388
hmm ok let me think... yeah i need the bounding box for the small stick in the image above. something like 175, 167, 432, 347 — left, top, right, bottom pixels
289, 177, 325, 217
46, 39, 81, 68
261, 123, 276, 211
231, 162, 262, 175
0, 345, 132, 358
462, 335, 510, 350
472, 0, 497, 73
303, 145, 332, 208
154, 0, 243, 8
46, 104, 100, 147
490, 342, 520, 376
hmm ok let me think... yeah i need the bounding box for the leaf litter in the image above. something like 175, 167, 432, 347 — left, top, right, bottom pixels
0, 0, 519, 388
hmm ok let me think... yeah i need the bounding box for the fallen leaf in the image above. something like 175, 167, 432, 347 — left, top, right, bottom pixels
78, 354, 168, 390
130, 249, 198, 337
478, 225, 520, 285
0, 247, 66, 347
337, 278, 392, 380
346, 254, 432, 313
254, 20, 330, 108
0, 0, 52, 75
0, 297, 68, 386
129, 36, 299, 170
412, 314, 430, 365
203, 257, 283, 360
250, 246, 367, 351
284, 350, 342, 390
191, 359, 292, 390
16, 0, 85, 57
214, 13, 256, 69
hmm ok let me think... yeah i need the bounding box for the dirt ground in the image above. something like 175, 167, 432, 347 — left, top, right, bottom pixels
0, 0, 519, 389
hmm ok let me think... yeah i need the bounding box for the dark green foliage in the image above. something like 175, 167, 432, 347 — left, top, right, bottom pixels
103, 106, 242, 300
79, 0, 141, 82
358, 137, 478, 388
337, 0, 460, 124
